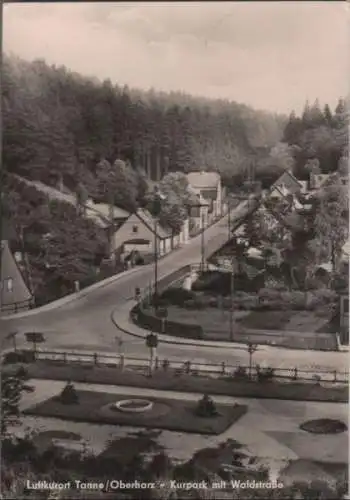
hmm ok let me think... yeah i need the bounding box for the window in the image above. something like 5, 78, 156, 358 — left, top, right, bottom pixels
132, 225, 138, 233
3, 278, 13, 292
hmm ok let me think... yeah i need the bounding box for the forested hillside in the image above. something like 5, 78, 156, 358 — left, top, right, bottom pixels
283, 99, 348, 179
3, 54, 286, 193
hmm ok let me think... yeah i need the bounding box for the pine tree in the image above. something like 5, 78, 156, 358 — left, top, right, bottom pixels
323, 103, 333, 125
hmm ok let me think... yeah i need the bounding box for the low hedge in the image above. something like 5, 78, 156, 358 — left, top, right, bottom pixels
131, 305, 204, 340
2, 350, 36, 365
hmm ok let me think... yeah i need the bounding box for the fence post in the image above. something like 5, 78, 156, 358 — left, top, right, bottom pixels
221, 362, 226, 375
63, 352, 67, 363
333, 370, 337, 382
185, 361, 191, 374
293, 367, 298, 380
155, 356, 159, 371
93, 353, 98, 366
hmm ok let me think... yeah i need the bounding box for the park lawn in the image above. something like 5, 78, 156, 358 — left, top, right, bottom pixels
23, 390, 247, 435
164, 306, 337, 350
239, 310, 293, 330
7, 361, 348, 403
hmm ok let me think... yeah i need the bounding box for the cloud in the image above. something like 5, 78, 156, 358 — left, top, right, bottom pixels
3, 1, 348, 113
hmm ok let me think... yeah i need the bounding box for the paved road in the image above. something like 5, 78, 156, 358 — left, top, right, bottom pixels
0, 201, 250, 347
1, 197, 348, 373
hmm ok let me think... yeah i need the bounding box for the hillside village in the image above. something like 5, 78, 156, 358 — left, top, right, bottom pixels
1, 57, 348, 330
1, 5, 350, 500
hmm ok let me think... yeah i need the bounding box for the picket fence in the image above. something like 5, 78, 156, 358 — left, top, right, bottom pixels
33, 348, 349, 384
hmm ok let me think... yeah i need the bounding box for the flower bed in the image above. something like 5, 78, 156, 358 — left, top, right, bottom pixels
24, 390, 248, 435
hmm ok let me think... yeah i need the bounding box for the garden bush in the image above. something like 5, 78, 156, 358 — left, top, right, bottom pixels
2, 350, 36, 365
183, 299, 197, 310
258, 288, 282, 301
135, 305, 203, 339
312, 289, 337, 304
58, 382, 79, 405
256, 366, 275, 382
2, 351, 23, 365
160, 287, 195, 306
232, 366, 249, 380
16, 366, 29, 380
195, 394, 218, 417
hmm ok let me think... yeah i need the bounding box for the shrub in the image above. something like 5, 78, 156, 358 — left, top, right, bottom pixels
183, 299, 197, 310
195, 394, 218, 417
233, 366, 248, 380
312, 289, 337, 304
166, 320, 204, 340
256, 366, 275, 382
160, 287, 195, 306
58, 382, 79, 405
2, 352, 23, 365
16, 366, 29, 380
135, 306, 203, 339
2, 350, 36, 365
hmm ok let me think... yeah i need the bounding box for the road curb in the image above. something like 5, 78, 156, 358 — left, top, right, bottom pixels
110, 305, 252, 351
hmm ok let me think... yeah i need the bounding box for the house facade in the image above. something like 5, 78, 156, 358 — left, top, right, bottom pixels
187, 171, 222, 218
111, 208, 189, 259
187, 188, 210, 231
0, 239, 33, 315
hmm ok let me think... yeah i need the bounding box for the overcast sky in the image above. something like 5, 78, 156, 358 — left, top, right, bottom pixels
4, 1, 349, 113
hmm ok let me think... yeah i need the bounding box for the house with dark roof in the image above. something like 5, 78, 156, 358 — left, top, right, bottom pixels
187, 171, 223, 217
1, 239, 33, 315
270, 170, 302, 200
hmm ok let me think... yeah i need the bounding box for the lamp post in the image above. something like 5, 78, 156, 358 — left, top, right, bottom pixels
247, 342, 258, 379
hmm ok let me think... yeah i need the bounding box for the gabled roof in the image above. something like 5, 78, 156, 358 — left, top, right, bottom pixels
1, 240, 32, 307
310, 173, 331, 189
135, 208, 172, 239
271, 170, 301, 194
187, 171, 220, 189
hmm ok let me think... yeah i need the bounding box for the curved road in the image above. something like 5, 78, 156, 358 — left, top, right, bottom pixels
1, 199, 348, 373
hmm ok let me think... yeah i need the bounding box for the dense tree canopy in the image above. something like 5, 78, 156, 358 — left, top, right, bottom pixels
3, 54, 286, 193
282, 98, 348, 179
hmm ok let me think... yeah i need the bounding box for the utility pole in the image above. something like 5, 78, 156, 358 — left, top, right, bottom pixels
229, 259, 234, 341
154, 218, 158, 305
201, 211, 205, 272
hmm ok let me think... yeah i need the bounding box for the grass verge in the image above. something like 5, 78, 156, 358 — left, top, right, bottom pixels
6, 361, 348, 403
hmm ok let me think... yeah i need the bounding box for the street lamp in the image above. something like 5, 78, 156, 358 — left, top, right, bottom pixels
247, 342, 258, 379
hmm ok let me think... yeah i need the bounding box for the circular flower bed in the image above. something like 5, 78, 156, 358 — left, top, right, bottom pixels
114, 399, 154, 413
300, 418, 347, 434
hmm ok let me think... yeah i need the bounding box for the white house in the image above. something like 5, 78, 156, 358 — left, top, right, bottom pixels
111, 208, 191, 259
186, 186, 210, 231
187, 171, 223, 218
